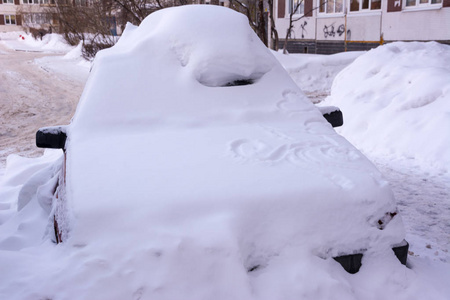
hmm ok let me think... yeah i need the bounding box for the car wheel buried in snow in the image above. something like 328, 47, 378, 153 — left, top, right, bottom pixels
35, 5, 407, 277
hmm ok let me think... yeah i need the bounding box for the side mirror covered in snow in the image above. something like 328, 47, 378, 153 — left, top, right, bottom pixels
318, 106, 344, 128
36, 126, 67, 149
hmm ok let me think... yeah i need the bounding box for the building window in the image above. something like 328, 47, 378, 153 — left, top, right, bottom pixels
289, 0, 305, 14
2, 0, 14, 3
74, 0, 88, 5
319, 0, 344, 13
349, 0, 381, 11
4, 15, 16, 25
24, 13, 51, 25
406, 0, 441, 6
23, 0, 40, 3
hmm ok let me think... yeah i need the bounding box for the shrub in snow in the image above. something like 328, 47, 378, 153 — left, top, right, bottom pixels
28, 28, 49, 40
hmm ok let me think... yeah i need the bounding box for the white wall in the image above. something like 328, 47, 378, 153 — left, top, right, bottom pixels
0, 3, 17, 14
313, 14, 382, 42
346, 14, 382, 41
275, 0, 450, 43
276, 16, 316, 41
276, 1, 384, 42
315, 16, 347, 41
383, 8, 450, 41
0, 4, 20, 32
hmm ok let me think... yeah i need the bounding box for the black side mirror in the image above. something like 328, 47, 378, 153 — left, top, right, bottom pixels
36, 126, 67, 149
318, 106, 344, 128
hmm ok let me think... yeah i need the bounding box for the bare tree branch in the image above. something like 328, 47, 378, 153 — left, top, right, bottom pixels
282, 0, 324, 54
229, 0, 268, 46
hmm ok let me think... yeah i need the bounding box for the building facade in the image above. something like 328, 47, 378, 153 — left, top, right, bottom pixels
275, 0, 450, 53
0, 0, 22, 31
3, 0, 449, 53
0, 0, 55, 32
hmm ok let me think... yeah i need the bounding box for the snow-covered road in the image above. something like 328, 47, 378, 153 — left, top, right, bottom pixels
368, 154, 450, 263
0, 42, 87, 170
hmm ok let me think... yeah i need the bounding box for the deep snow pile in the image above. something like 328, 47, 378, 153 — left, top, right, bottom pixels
0, 31, 90, 77
0, 31, 26, 41
21, 33, 73, 52
0, 151, 63, 247
272, 50, 363, 101
0, 32, 73, 53
34, 42, 91, 81
324, 42, 450, 173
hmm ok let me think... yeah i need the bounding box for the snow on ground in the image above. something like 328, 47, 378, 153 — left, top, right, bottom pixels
367, 153, 450, 263
0, 32, 90, 173
0, 8, 449, 300
272, 50, 363, 103
324, 42, 450, 174
0, 32, 72, 53
35, 43, 91, 83
0, 31, 90, 80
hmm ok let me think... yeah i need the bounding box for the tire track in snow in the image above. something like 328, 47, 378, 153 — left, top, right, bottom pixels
0, 43, 86, 168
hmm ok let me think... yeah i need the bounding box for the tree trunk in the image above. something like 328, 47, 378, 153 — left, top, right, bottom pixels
258, 0, 267, 46
267, 0, 279, 50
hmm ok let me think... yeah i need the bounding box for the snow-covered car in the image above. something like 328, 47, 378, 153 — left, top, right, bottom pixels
33, 4, 407, 291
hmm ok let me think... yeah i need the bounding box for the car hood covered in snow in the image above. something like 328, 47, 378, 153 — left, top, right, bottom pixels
52, 5, 405, 299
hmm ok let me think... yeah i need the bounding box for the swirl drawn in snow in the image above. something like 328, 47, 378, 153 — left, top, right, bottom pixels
228, 138, 363, 190
287, 142, 361, 168
229, 139, 362, 167
229, 139, 289, 162
276, 90, 312, 113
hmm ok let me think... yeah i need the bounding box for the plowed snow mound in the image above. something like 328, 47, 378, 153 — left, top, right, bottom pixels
325, 42, 450, 173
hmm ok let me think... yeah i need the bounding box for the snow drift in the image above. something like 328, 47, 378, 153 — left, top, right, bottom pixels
273, 50, 363, 96
325, 42, 450, 173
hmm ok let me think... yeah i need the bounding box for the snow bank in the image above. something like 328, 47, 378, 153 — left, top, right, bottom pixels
325, 42, 450, 173
63, 42, 83, 60
32, 41, 91, 83
273, 50, 363, 97
20, 33, 73, 52
0, 31, 26, 40
0, 150, 62, 245
0, 32, 73, 53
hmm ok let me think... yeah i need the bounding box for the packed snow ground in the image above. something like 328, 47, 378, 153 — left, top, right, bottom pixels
0, 10, 449, 300
0, 32, 90, 172
273, 50, 363, 103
